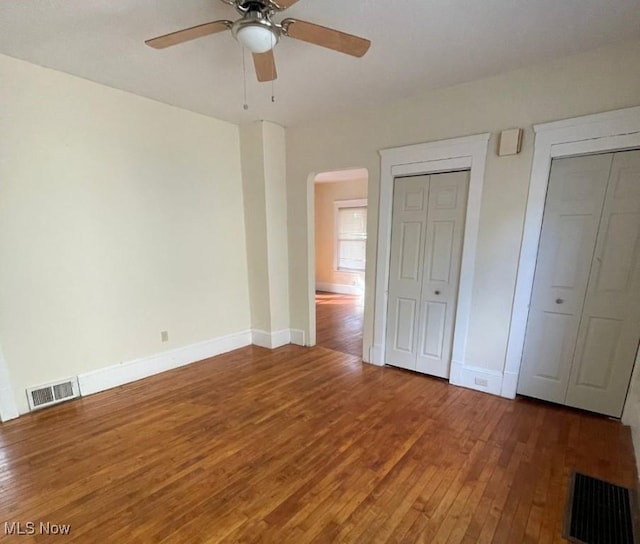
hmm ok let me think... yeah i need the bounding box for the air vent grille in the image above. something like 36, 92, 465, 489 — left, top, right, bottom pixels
31, 387, 54, 407
565, 472, 637, 544
26, 377, 80, 411
53, 381, 74, 400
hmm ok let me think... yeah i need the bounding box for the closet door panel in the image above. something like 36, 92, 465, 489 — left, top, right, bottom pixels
567, 150, 640, 416
517, 154, 613, 403
416, 170, 469, 378
385, 176, 430, 370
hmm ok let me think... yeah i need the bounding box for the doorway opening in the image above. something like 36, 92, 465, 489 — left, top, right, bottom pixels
313, 168, 368, 358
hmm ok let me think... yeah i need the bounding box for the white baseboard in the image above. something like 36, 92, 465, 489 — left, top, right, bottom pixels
78, 330, 253, 396
361, 344, 370, 363
0, 384, 19, 422
290, 329, 306, 346
449, 359, 464, 385
251, 329, 309, 348
363, 351, 513, 397
21, 327, 311, 416
251, 329, 291, 349
79, 327, 311, 397
450, 360, 504, 397
316, 282, 363, 296
500, 371, 519, 399
368, 344, 384, 366
0, 347, 19, 422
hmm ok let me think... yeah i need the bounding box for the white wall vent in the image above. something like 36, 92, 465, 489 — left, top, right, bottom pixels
26, 377, 80, 411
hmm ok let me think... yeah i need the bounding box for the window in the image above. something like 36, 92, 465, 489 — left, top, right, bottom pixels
335, 199, 367, 271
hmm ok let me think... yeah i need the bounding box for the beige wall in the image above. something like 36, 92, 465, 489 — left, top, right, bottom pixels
240, 123, 272, 331
0, 54, 251, 414
262, 122, 291, 332
315, 178, 368, 290
286, 39, 640, 370
240, 121, 290, 333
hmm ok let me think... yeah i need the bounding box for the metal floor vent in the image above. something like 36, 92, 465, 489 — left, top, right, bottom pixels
26, 377, 80, 411
565, 471, 637, 544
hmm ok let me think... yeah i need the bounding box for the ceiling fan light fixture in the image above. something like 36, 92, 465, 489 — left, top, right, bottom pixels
146, 0, 371, 84
236, 23, 278, 53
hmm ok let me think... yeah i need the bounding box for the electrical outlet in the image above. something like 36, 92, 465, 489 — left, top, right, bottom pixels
161, 331, 169, 342
474, 377, 488, 387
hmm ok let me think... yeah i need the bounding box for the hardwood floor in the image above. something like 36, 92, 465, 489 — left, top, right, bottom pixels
1, 345, 637, 543
315, 291, 364, 358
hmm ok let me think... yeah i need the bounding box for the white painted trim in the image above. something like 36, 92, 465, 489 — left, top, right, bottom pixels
78, 330, 253, 396
315, 282, 363, 295
0, 344, 19, 422
503, 106, 640, 399
9, 328, 305, 417
251, 329, 291, 349
369, 344, 384, 366
450, 360, 504, 396
372, 133, 491, 382
290, 329, 306, 346
79, 328, 307, 396
500, 372, 519, 400
307, 172, 318, 347
334, 199, 368, 208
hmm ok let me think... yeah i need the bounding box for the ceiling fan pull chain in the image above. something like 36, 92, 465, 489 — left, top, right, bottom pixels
271, 78, 275, 103
242, 48, 249, 110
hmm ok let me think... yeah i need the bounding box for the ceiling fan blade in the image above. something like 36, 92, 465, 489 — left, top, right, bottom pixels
145, 20, 232, 49
253, 51, 278, 82
282, 18, 370, 57
270, 0, 300, 9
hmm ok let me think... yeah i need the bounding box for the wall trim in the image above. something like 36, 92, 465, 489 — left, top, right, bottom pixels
0, 344, 19, 422
251, 329, 291, 349
289, 329, 306, 346
315, 282, 363, 296
372, 133, 491, 382
503, 105, 640, 399
450, 360, 505, 397
78, 330, 253, 396
369, 344, 384, 366
7, 327, 309, 418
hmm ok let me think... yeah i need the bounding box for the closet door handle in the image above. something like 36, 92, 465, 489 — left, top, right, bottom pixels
435, 290, 441, 295
555, 298, 564, 304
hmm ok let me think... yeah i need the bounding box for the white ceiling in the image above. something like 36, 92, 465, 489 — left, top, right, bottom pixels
1, 1, 638, 127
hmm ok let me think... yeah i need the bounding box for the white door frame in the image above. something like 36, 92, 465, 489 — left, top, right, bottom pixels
503, 105, 640, 398
371, 133, 490, 387
0, 343, 19, 421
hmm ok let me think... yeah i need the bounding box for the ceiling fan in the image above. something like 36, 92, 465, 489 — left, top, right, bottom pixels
145, 0, 371, 82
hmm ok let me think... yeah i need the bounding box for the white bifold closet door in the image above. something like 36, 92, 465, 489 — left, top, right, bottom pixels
385, 171, 469, 378
518, 150, 640, 417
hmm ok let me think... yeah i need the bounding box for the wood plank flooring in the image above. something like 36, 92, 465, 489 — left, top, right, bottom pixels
315, 292, 363, 358
0, 345, 637, 543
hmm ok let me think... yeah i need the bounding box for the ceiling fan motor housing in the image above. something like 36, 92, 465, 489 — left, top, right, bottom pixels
232, 3, 281, 53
